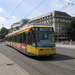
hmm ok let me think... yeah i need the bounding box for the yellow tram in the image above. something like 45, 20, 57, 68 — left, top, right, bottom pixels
5, 23, 56, 56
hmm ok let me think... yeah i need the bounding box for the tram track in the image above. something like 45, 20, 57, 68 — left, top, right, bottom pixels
2, 48, 69, 75
0, 46, 67, 75
0, 49, 66, 75
40, 60, 75, 75
57, 50, 75, 58
56, 60, 75, 67
0, 44, 75, 75
0, 50, 46, 75
0, 44, 48, 75
1, 50, 75, 75
41, 61, 66, 75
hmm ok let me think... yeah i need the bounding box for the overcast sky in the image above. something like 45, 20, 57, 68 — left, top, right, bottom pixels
0, 0, 75, 29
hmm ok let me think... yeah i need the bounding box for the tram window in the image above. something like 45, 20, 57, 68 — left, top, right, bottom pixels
6, 38, 7, 41
6, 37, 8, 41
28, 32, 30, 44
15, 35, 16, 42
22, 32, 26, 44
20, 34, 22, 43
31, 32, 36, 47
12, 36, 13, 41
9, 37, 10, 42
7, 37, 8, 41
10, 36, 12, 41
12, 36, 13, 42
13, 36, 15, 42
8, 37, 10, 41
15, 35, 18, 43
14, 36, 15, 42
13, 36, 14, 42
17, 34, 20, 43
8, 37, 9, 41
7, 38, 9, 41
6, 37, 7, 41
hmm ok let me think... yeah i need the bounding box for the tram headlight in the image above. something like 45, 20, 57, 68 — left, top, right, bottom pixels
38, 49, 43, 51
51, 48, 56, 50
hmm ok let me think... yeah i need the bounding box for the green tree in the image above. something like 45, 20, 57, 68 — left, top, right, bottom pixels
67, 17, 75, 40
0, 29, 1, 39
0, 27, 9, 38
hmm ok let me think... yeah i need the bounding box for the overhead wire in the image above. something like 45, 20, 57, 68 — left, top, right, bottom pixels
6, 0, 45, 19
6, 0, 74, 19
25, 0, 45, 18
58, 0, 75, 11
6, 0, 25, 19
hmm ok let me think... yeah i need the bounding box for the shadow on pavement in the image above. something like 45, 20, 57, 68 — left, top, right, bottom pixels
3, 44, 75, 62
30, 53, 75, 61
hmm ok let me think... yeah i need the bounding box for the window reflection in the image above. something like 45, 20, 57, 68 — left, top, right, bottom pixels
36, 32, 55, 47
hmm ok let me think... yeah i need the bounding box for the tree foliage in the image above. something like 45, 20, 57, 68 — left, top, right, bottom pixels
67, 17, 75, 40
67, 17, 75, 35
0, 27, 9, 38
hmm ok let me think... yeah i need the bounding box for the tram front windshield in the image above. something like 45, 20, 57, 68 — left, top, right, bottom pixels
34, 27, 55, 47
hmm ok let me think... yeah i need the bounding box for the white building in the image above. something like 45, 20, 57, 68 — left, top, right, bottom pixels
28, 11, 72, 41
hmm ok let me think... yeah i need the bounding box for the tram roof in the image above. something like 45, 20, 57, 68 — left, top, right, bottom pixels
5, 23, 53, 37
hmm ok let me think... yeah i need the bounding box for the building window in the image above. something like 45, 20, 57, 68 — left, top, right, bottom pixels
60, 15, 62, 17
56, 24, 57, 27
42, 21, 44, 23
57, 19, 59, 22
66, 20, 67, 23
59, 24, 60, 27
57, 15, 59, 17
59, 29, 61, 33
50, 19, 51, 22
63, 19, 65, 22
57, 23, 59, 26
60, 19, 62, 22
44, 21, 46, 23
47, 20, 49, 23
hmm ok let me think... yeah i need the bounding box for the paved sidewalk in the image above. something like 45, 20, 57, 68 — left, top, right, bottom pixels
0, 52, 30, 75
56, 44, 75, 49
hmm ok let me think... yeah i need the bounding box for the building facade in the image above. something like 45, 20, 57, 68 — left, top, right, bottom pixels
9, 19, 29, 33
28, 11, 72, 41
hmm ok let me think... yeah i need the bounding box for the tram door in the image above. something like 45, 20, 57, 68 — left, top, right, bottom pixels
26, 30, 32, 53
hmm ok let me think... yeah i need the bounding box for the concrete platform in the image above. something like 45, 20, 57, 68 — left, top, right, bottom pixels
56, 44, 75, 49
0, 52, 30, 75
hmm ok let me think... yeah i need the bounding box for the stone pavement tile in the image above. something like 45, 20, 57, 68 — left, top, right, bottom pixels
0, 53, 30, 75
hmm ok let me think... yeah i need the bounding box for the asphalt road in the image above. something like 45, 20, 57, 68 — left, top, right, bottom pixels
0, 43, 75, 75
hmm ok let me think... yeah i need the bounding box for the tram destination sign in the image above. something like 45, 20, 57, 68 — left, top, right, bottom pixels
35, 27, 53, 31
